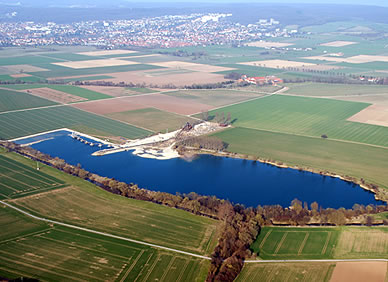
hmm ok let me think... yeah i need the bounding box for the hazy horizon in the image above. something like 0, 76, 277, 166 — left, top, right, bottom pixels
2, 0, 388, 7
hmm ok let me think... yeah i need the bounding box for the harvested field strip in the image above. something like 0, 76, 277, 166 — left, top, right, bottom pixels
0, 106, 152, 140
210, 95, 388, 147
236, 262, 336, 282
0, 88, 56, 112
22, 87, 87, 104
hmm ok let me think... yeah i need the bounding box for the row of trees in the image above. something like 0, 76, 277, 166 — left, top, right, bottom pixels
175, 136, 227, 151
1, 141, 387, 281
157, 50, 208, 59
257, 199, 387, 226
207, 204, 261, 281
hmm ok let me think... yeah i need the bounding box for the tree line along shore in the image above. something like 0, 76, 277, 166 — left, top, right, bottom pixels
1, 141, 387, 281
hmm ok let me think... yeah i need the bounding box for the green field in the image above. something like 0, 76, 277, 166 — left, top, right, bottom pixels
213, 127, 388, 189
42, 85, 111, 100
0, 155, 66, 200
164, 89, 265, 107
0, 106, 152, 140
236, 262, 335, 282
0, 75, 42, 83
251, 227, 339, 259
285, 83, 388, 97
106, 108, 197, 132
0, 84, 111, 100
0, 88, 56, 112
208, 95, 388, 147
0, 206, 209, 282
251, 226, 388, 260
0, 150, 218, 254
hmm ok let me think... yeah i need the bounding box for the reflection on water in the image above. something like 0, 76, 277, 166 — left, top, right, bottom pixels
17, 130, 384, 209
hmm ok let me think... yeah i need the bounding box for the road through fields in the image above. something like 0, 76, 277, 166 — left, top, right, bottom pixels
2, 200, 387, 264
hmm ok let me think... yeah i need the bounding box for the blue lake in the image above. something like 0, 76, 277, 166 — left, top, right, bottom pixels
17, 130, 384, 209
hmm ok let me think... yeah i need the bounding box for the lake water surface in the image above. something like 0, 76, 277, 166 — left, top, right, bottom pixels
17, 130, 384, 209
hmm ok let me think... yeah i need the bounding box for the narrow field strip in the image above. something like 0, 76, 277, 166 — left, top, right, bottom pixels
259, 229, 272, 249
274, 232, 288, 254
37, 235, 130, 261
141, 254, 161, 282
0, 255, 89, 282
10, 184, 68, 199
0, 249, 107, 281
160, 257, 176, 282
298, 233, 310, 255
119, 250, 145, 282
0, 165, 52, 186
53, 228, 144, 252
0, 156, 64, 183
133, 253, 154, 282
13, 241, 122, 271
0, 178, 18, 191
0, 227, 52, 245
176, 260, 190, 282
321, 232, 332, 255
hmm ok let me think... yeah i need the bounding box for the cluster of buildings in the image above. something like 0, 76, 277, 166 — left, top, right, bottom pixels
241, 75, 284, 85
0, 13, 299, 48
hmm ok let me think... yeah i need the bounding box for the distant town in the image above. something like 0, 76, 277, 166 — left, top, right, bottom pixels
0, 13, 299, 48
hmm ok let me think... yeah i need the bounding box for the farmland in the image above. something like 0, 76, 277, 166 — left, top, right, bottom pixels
163, 89, 266, 107
250, 226, 388, 260
0, 150, 218, 254
0, 149, 216, 280
0, 88, 57, 112
284, 83, 388, 97
236, 262, 335, 282
0, 155, 66, 200
0, 106, 152, 140
0, 84, 111, 101
208, 95, 388, 147
251, 227, 339, 260
106, 108, 198, 132
0, 206, 209, 282
212, 127, 388, 189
